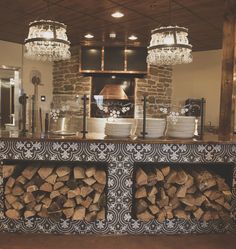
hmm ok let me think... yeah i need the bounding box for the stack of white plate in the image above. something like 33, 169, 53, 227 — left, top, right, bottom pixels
167, 116, 195, 138
105, 122, 132, 137
135, 118, 166, 138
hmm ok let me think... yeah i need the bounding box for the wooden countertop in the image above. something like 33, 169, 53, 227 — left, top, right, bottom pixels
0, 131, 235, 144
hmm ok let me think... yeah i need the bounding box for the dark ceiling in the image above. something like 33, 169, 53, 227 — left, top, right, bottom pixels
0, 0, 224, 51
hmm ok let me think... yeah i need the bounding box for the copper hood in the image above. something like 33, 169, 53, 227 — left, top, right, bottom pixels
99, 84, 128, 100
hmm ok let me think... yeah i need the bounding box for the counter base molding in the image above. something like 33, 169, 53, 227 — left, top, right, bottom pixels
0, 140, 236, 235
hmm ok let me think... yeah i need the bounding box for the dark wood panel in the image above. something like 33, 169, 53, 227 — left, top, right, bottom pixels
126, 47, 147, 71
81, 47, 102, 71
0, 0, 225, 51
104, 47, 125, 71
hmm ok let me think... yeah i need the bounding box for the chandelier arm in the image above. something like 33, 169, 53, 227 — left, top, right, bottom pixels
28, 20, 67, 29
148, 44, 192, 50
151, 26, 188, 34
24, 38, 70, 45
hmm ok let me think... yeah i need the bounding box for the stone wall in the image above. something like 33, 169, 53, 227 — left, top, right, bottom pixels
135, 66, 172, 118
53, 46, 172, 118
53, 45, 91, 116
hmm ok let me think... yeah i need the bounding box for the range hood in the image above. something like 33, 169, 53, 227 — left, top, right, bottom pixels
99, 84, 128, 100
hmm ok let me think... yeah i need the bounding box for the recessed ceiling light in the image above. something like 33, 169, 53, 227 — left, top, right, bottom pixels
109, 32, 116, 38
84, 33, 94, 39
111, 11, 124, 18
128, 35, 138, 40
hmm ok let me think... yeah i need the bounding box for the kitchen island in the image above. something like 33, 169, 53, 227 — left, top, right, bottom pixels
0, 133, 235, 235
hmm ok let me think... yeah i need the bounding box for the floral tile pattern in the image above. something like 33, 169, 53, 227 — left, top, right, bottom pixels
0, 140, 235, 234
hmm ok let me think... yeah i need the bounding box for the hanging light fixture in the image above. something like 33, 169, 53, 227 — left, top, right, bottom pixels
147, 0, 192, 66
24, 19, 71, 61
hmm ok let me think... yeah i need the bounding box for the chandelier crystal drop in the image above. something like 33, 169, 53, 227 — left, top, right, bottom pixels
147, 26, 193, 66
24, 20, 71, 61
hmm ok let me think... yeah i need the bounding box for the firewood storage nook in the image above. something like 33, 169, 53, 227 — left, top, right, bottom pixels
0, 137, 236, 235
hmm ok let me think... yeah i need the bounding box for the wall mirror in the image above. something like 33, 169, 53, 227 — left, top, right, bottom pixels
0, 66, 21, 130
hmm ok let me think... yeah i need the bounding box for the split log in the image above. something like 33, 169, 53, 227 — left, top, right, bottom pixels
81, 186, 93, 197
24, 210, 36, 218
156, 169, 164, 181
94, 170, 106, 185
147, 195, 156, 205
136, 199, 148, 214
16, 175, 27, 185
41, 197, 52, 208
92, 183, 105, 193
56, 166, 70, 177
6, 177, 15, 188
193, 208, 204, 220
149, 205, 160, 215
174, 170, 188, 185
81, 196, 93, 208
157, 209, 166, 223
54, 181, 64, 190
38, 167, 54, 180
63, 199, 76, 208
135, 186, 147, 199
40, 182, 53, 192
93, 192, 102, 204
83, 177, 96, 186
147, 172, 157, 186
74, 167, 85, 179
72, 207, 86, 220
12, 201, 24, 210
45, 174, 57, 185
23, 192, 35, 204
176, 185, 187, 198
34, 204, 42, 212
85, 211, 97, 222
5, 209, 20, 219
22, 166, 38, 180
136, 168, 148, 186
97, 209, 105, 220
160, 165, 170, 177
57, 174, 70, 182
26, 185, 38, 193
85, 167, 96, 178
148, 186, 158, 197
137, 210, 154, 221
88, 204, 100, 212
3, 165, 16, 178
63, 208, 74, 219
50, 190, 61, 199
12, 185, 24, 196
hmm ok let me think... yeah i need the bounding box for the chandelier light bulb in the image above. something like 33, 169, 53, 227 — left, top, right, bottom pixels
43, 28, 54, 39
163, 33, 174, 45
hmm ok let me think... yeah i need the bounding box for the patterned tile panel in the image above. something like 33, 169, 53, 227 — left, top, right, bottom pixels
0, 140, 235, 234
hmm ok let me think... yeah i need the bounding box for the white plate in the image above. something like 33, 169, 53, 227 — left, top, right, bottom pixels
52, 130, 76, 136
167, 131, 194, 138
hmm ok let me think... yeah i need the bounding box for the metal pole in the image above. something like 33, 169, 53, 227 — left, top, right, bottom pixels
81, 94, 88, 139
141, 95, 148, 139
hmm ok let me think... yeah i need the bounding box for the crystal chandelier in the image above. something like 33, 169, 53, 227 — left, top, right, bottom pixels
147, 25, 193, 66
24, 20, 71, 61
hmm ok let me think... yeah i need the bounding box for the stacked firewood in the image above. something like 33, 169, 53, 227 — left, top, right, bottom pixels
134, 165, 232, 222
3, 164, 106, 221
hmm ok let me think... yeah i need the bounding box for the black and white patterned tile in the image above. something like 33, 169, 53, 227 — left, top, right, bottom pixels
0, 140, 235, 234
